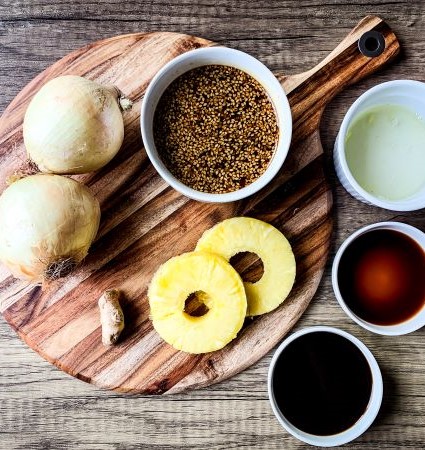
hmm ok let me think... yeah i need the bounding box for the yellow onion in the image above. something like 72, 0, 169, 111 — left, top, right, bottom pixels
23, 75, 132, 174
0, 174, 100, 281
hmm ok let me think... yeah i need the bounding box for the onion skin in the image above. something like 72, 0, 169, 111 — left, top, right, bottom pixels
23, 75, 128, 174
0, 174, 101, 282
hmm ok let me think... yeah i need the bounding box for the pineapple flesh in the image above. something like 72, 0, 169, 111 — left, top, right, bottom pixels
148, 251, 247, 354
196, 217, 296, 316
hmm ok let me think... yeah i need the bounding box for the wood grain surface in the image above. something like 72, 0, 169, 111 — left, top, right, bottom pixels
1, 1, 424, 448
0, 16, 399, 395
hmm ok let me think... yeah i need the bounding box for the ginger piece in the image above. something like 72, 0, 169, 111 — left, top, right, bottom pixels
98, 289, 125, 346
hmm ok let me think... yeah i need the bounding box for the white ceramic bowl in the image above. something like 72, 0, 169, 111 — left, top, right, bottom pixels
268, 326, 383, 447
332, 221, 425, 335
140, 47, 292, 203
334, 80, 425, 211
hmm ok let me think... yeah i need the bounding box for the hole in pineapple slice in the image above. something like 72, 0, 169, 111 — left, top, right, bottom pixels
184, 291, 210, 317
229, 252, 264, 283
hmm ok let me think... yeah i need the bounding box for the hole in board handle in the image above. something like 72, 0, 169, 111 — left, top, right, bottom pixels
358, 30, 386, 57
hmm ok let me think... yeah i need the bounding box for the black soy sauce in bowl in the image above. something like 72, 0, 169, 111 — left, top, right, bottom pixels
273, 331, 371, 435
268, 327, 383, 447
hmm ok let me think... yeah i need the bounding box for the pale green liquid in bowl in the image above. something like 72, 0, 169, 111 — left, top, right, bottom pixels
345, 104, 425, 201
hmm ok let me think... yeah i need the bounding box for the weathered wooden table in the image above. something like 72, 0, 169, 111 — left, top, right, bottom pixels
1, 1, 424, 449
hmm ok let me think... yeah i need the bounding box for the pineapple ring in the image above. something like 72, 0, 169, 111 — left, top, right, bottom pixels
196, 217, 296, 316
148, 251, 247, 354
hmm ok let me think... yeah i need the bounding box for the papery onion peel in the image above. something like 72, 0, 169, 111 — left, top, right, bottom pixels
23, 75, 132, 174
0, 174, 101, 282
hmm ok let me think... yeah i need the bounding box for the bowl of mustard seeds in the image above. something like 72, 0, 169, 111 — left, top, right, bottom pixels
141, 47, 292, 203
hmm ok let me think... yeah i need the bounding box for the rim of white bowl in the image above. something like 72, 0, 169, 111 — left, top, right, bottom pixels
336, 79, 425, 211
140, 46, 292, 203
332, 221, 425, 335
267, 326, 383, 447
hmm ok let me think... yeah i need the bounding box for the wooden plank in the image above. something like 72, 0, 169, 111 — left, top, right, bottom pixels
1, 2, 425, 448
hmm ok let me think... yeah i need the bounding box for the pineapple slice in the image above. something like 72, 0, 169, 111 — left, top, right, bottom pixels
196, 217, 296, 316
148, 251, 247, 354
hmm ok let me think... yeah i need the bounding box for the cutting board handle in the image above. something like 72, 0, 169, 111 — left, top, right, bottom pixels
277, 16, 400, 136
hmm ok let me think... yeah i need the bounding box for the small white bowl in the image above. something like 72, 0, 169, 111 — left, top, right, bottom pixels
334, 80, 425, 211
332, 221, 425, 335
268, 326, 383, 447
140, 47, 292, 203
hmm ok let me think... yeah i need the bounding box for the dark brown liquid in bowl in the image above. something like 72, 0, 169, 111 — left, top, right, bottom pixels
272, 331, 373, 436
338, 229, 425, 325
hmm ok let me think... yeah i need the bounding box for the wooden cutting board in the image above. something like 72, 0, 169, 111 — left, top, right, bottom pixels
0, 16, 399, 394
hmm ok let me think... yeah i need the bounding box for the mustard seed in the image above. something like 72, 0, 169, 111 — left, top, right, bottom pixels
153, 65, 279, 194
